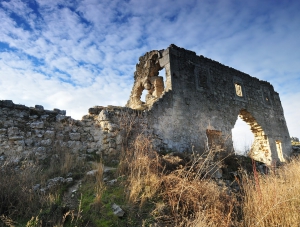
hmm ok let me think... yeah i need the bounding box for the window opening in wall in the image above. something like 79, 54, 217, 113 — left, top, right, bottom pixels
276, 140, 285, 162
127, 52, 167, 110
159, 67, 166, 85
141, 89, 148, 103
138, 67, 166, 106
232, 116, 254, 155
235, 83, 243, 97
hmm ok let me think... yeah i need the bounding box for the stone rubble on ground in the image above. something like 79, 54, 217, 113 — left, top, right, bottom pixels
111, 203, 125, 217
33, 176, 74, 193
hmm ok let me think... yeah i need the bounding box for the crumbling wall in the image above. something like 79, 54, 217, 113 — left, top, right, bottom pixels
0, 101, 140, 165
126, 49, 172, 110
128, 44, 291, 165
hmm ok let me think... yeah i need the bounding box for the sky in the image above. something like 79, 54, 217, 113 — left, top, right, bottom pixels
0, 0, 299, 152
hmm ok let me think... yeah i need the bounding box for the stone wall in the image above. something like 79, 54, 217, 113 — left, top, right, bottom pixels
0, 100, 141, 164
0, 45, 292, 166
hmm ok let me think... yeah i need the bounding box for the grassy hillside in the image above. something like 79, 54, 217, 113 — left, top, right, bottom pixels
1, 136, 300, 227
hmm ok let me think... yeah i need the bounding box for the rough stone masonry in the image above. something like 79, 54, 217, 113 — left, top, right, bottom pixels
0, 44, 292, 165
126, 44, 291, 165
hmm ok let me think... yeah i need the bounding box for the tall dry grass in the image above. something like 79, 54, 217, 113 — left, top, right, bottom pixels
241, 157, 300, 227
119, 134, 162, 206
94, 161, 105, 205
159, 149, 236, 227
0, 164, 42, 222
118, 134, 237, 226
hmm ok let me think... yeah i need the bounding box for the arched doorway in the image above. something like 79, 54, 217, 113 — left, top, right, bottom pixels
233, 109, 272, 164
232, 116, 254, 155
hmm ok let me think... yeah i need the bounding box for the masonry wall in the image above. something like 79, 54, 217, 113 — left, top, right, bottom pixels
0, 45, 292, 166
145, 45, 291, 164
0, 100, 132, 165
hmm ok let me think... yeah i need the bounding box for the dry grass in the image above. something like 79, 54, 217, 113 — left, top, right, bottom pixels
0, 146, 88, 226
94, 161, 106, 205
118, 130, 300, 226
44, 149, 85, 181
241, 158, 300, 227
118, 134, 237, 226
119, 134, 162, 206
161, 174, 234, 227
158, 150, 236, 227
0, 164, 42, 223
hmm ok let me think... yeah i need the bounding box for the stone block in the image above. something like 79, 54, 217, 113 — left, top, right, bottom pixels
56, 114, 66, 121
111, 203, 125, 217
108, 123, 118, 132
44, 130, 55, 139
68, 141, 76, 148
69, 133, 81, 141
30, 122, 44, 129
41, 139, 52, 146
7, 127, 19, 137
35, 105, 44, 111
2, 100, 14, 107
8, 135, 23, 141
98, 110, 109, 121
25, 139, 33, 146
56, 133, 64, 140
54, 108, 66, 115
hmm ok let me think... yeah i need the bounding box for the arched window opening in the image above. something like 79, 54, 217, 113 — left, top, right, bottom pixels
232, 109, 272, 164
232, 116, 254, 155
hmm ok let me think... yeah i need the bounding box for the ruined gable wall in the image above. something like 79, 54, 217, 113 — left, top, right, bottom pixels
146, 45, 291, 164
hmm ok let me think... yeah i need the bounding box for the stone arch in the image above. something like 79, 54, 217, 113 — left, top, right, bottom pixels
238, 109, 272, 164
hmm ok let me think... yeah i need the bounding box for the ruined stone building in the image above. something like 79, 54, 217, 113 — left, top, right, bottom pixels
126, 44, 291, 164
0, 45, 291, 165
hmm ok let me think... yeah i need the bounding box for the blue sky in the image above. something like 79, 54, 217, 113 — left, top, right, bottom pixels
0, 0, 300, 151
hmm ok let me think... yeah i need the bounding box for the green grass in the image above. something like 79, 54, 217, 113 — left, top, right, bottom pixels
78, 175, 158, 227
